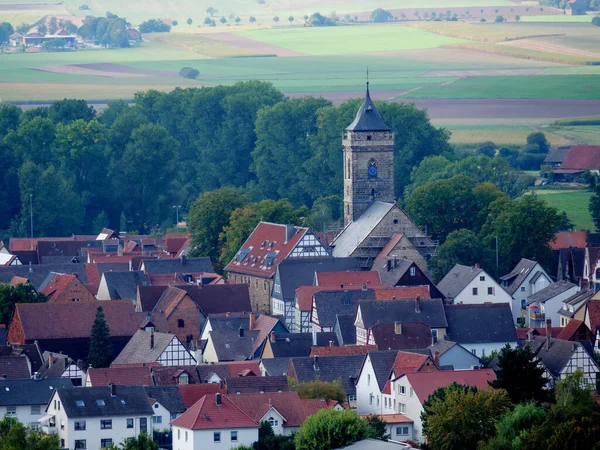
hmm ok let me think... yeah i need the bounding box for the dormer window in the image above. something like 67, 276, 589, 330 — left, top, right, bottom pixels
179, 373, 189, 385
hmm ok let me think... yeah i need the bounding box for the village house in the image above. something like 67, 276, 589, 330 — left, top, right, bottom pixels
427, 340, 481, 370
553, 145, 600, 181
0, 377, 72, 428
39, 352, 86, 386
144, 385, 186, 427
500, 258, 552, 324
177, 384, 223, 409
171, 393, 259, 450
39, 273, 96, 303
260, 332, 339, 359
85, 367, 153, 387
525, 280, 579, 328
96, 271, 150, 300
584, 299, 600, 349
225, 222, 330, 314
42, 385, 155, 450
111, 330, 196, 367
559, 288, 594, 327
355, 350, 400, 416
372, 255, 445, 299
0, 355, 31, 379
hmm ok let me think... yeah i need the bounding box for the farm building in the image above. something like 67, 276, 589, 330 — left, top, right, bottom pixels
566, 0, 587, 15
553, 145, 600, 182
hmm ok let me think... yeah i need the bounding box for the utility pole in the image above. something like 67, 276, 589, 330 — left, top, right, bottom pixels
495, 236, 499, 269
173, 205, 181, 226
29, 193, 33, 238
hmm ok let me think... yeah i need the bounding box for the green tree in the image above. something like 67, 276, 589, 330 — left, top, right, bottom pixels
206, 7, 217, 17
364, 415, 390, 441
254, 421, 295, 450
188, 187, 249, 264
430, 229, 494, 282
526, 132, 550, 153
88, 306, 113, 368
371, 8, 393, 22
420, 383, 479, 436
62, 20, 77, 34
481, 402, 547, 450
119, 433, 158, 449
489, 344, 549, 404
593, 16, 600, 26
37, 23, 47, 35
250, 16, 256, 23
0, 282, 46, 326
293, 380, 347, 403
220, 16, 227, 24
48, 16, 58, 34
295, 408, 373, 450
0, 104, 21, 138
0, 415, 60, 450
424, 388, 511, 450
479, 194, 562, 274
288, 16, 294, 23
273, 16, 280, 23
47, 99, 95, 125
186, 17, 193, 25
0, 22, 14, 44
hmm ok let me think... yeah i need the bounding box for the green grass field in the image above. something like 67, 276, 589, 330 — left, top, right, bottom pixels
236, 26, 465, 55
447, 125, 570, 145
520, 15, 593, 23
530, 189, 594, 231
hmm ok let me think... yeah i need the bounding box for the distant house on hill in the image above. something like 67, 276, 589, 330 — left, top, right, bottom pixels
566, 0, 587, 15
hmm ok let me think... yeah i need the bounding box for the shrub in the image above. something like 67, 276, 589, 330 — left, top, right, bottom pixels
495, 15, 505, 22
371, 8, 393, 23
593, 16, 600, 27
179, 67, 200, 79
79, 4, 90, 10
139, 19, 171, 33
171, 20, 178, 26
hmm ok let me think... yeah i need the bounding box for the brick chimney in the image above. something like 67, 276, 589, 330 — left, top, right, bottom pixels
150, 330, 155, 349
329, 340, 335, 347
249, 313, 256, 330
545, 318, 551, 350
415, 296, 421, 313
313, 355, 319, 371
270, 331, 276, 343
48, 353, 53, 367
433, 351, 440, 367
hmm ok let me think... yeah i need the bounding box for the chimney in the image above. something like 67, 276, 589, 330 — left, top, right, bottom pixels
48, 353, 53, 367
249, 313, 256, 330
393, 255, 398, 269
180, 255, 187, 266
285, 225, 295, 244
109, 383, 116, 397
270, 331, 276, 343
386, 260, 392, 272
415, 296, 421, 313
394, 322, 402, 335
433, 351, 440, 367
150, 331, 155, 349
545, 318, 551, 350
313, 355, 319, 371
329, 340, 334, 347
239, 325, 245, 339
362, 283, 367, 291
312, 328, 318, 346
215, 392, 222, 406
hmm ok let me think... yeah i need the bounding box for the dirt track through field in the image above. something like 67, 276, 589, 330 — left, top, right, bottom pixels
501, 39, 600, 59
205, 32, 307, 57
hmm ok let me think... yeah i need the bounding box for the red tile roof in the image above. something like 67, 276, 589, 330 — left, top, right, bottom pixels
171, 393, 258, 429
301, 398, 341, 416
375, 232, 404, 262
84, 264, 100, 288
309, 345, 377, 357
177, 384, 223, 408
557, 319, 587, 341
315, 271, 381, 288
12, 300, 139, 340
224, 222, 310, 278
550, 231, 587, 250
164, 235, 190, 255
39, 274, 77, 301
391, 351, 437, 379
515, 327, 563, 340
9, 276, 29, 287
360, 414, 413, 424
373, 286, 431, 300
228, 392, 317, 427
405, 369, 496, 402
251, 315, 283, 353
557, 146, 600, 171
87, 366, 152, 386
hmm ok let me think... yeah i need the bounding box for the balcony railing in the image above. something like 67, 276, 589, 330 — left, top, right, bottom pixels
529, 310, 545, 320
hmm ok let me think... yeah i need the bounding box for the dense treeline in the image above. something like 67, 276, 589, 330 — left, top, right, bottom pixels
0, 82, 453, 241
78, 15, 130, 47
540, 0, 599, 10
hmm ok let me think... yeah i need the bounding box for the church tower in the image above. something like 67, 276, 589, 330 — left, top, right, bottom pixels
343, 83, 395, 226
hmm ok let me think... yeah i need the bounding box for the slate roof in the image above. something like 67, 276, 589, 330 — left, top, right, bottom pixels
137, 286, 168, 312
225, 222, 310, 278
332, 202, 395, 257
144, 385, 185, 413
444, 304, 517, 344
0, 325, 6, 346
526, 280, 577, 305
13, 300, 139, 340
0, 263, 89, 290
266, 333, 339, 358
205, 313, 250, 335
500, 259, 539, 295
171, 393, 258, 430
0, 356, 31, 379
335, 315, 357, 345
260, 358, 291, 376
315, 271, 381, 288
404, 369, 496, 402
152, 365, 202, 385
358, 298, 448, 329
209, 328, 259, 361
225, 376, 289, 394
370, 322, 433, 350
0, 378, 72, 406
364, 350, 398, 391
346, 85, 391, 132
374, 258, 412, 287
168, 285, 252, 315
195, 365, 231, 383
112, 330, 185, 366
102, 271, 150, 300
556, 146, 600, 171
290, 354, 365, 396
142, 257, 213, 275
314, 289, 377, 328
274, 257, 360, 301
177, 384, 222, 408
87, 366, 153, 386
529, 336, 596, 378
228, 392, 315, 427
544, 147, 570, 164
38, 352, 82, 379
57, 385, 154, 418
437, 264, 483, 299
309, 345, 376, 357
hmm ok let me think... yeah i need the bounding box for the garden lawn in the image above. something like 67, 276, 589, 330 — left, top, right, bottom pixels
531, 189, 594, 231
235, 26, 465, 55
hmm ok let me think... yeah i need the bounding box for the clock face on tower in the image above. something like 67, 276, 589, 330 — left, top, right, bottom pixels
368, 162, 377, 177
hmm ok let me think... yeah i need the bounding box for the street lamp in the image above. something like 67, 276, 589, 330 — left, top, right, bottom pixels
173, 205, 181, 225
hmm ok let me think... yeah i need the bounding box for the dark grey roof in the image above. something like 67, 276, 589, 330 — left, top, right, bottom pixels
0, 344, 43, 373
371, 322, 433, 350
437, 264, 482, 299
558, 288, 594, 318
142, 257, 213, 274
196, 364, 231, 382
374, 259, 412, 287
260, 358, 291, 376
290, 355, 365, 396
526, 280, 577, 305
40, 256, 80, 264
0, 327, 6, 346
144, 386, 185, 413
545, 147, 570, 164
274, 257, 359, 301
335, 315, 356, 345
366, 350, 398, 391
358, 298, 448, 329
38, 352, 83, 379
0, 378, 72, 406
103, 270, 150, 299
267, 333, 338, 358
0, 356, 31, 379
57, 385, 154, 418
204, 313, 250, 335
314, 289, 376, 328
225, 376, 289, 394
209, 329, 259, 361
112, 331, 183, 365
444, 304, 517, 344
0, 263, 89, 290
500, 259, 539, 295
529, 337, 597, 378
346, 85, 391, 132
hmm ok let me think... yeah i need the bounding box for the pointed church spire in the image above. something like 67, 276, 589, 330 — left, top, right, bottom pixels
345, 77, 391, 132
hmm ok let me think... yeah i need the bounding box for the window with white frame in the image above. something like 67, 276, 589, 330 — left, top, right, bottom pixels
100, 420, 112, 429
269, 416, 279, 427
432, 328, 438, 344
6, 406, 16, 416
213, 432, 220, 443
472, 287, 478, 295
399, 403, 406, 413
367, 374, 371, 386
30, 405, 41, 415
153, 416, 162, 424
231, 431, 238, 442
348, 395, 357, 402
396, 426, 409, 435
100, 439, 112, 448
410, 267, 416, 277
399, 385, 406, 395
127, 418, 134, 429
74, 421, 86, 431
74, 440, 86, 450
480, 276, 485, 281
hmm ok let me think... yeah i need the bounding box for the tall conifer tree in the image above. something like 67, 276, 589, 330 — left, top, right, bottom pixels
88, 306, 113, 368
